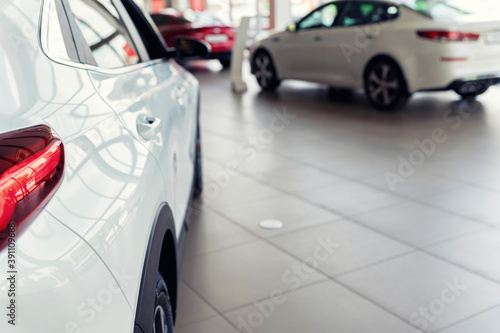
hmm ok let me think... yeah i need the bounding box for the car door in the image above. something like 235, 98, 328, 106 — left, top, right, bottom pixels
322, 1, 397, 85
276, 2, 345, 82
62, 0, 195, 234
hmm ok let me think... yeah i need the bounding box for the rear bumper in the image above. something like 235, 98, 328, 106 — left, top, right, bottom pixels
209, 51, 232, 62
448, 73, 500, 88
421, 73, 500, 92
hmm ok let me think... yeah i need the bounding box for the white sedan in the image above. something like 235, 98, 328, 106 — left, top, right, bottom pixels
251, 0, 500, 110
0, 0, 206, 332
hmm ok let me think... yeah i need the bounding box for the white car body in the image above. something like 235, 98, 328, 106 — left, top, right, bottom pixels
0, 0, 200, 332
252, 0, 500, 107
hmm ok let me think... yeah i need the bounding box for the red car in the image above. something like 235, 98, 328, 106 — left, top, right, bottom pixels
151, 9, 236, 67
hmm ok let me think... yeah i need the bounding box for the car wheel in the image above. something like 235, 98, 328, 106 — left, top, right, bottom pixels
193, 122, 203, 198
454, 82, 489, 98
253, 51, 281, 91
220, 59, 231, 68
364, 59, 409, 111
154, 274, 175, 333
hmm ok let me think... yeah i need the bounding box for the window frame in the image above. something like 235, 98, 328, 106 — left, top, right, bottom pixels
39, 0, 83, 67
296, 1, 347, 31
60, 0, 152, 72
337, 1, 400, 27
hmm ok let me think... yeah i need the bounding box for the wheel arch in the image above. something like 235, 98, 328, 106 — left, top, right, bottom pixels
363, 54, 409, 92
134, 203, 179, 333
251, 47, 280, 78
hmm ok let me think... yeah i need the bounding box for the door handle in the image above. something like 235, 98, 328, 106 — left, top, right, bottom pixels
313, 35, 324, 42
137, 116, 162, 140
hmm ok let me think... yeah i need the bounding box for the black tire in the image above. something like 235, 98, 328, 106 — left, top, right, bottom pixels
364, 58, 409, 111
253, 51, 281, 91
193, 122, 203, 198
220, 59, 231, 68
154, 274, 174, 333
454, 82, 489, 98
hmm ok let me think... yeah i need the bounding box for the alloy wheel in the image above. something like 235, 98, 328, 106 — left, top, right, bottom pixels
153, 304, 169, 333
254, 52, 280, 90
367, 63, 401, 107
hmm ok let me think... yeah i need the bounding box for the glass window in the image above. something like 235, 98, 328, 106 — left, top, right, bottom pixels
340, 2, 399, 26
67, 0, 140, 68
298, 4, 340, 30
402, 0, 470, 18
151, 14, 172, 26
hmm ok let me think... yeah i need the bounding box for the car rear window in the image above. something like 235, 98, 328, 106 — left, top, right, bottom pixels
403, 0, 470, 19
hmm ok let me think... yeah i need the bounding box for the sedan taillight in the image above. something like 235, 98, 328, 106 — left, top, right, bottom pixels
0, 125, 64, 233
417, 30, 480, 42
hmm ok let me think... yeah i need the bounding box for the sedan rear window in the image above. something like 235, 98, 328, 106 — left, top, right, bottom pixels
403, 0, 470, 19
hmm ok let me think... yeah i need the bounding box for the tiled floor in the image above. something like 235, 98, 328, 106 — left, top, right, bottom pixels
175, 60, 500, 333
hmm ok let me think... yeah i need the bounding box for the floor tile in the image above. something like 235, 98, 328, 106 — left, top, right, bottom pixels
175, 315, 238, 333
426, 229, 500, 283
176, 282, 217, 326
181, 240, 325, 312
299, 181, 403, 216
438, 305, 500, 333
253, 164, 346, 193
361, 171, 464, 199
212, 194, 341, 237
202, 173, 282, 208
353, 201, 484, 247
269, 219, 412, 276
225, 280, 419, 333
419, 186, 500, 227
184, 209, 257, 258
338, 252, 500, 332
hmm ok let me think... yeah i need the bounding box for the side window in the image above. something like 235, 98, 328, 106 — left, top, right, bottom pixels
298, 4, 340, 30
151, 14, 171, 26
340, 2, 399, 27
67, 0, 140, 68
44, 0, 78, 61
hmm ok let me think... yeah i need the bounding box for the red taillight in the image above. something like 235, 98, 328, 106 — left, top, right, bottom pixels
417, 30, 480, 42
0, 125, 64, 234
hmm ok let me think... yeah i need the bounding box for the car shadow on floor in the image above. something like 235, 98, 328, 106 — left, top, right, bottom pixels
256, 81, 486, 124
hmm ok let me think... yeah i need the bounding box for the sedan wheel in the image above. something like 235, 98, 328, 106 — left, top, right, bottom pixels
365, 59, 409, 111
154, 274, 174, 333
254, 51, 280, 91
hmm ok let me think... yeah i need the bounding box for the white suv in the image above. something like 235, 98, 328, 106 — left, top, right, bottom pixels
0, 0, 206, 332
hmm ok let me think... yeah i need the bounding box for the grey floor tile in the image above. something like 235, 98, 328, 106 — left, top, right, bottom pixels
438, 305, 500, 333
426, 229, 500, 283
299, 181, 403, 216
361, 171, 464, 199
353, 201, 484, 247
175, 315, 238, 333
202, 132, 242, 161
184, 209, 257, 258
318, 153, 398, 179
253, 164, 347, 193
269, 219, 412, 276
202, 174, 282, 209
338, 252, 500, 332
181, 240, 325, 312
270, 139, 352, 165
419, 186, 500, 227
225, 280, 420, 333
212, 194, 342, 237
221, 150, 299, 176
176, 282, 217, 326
